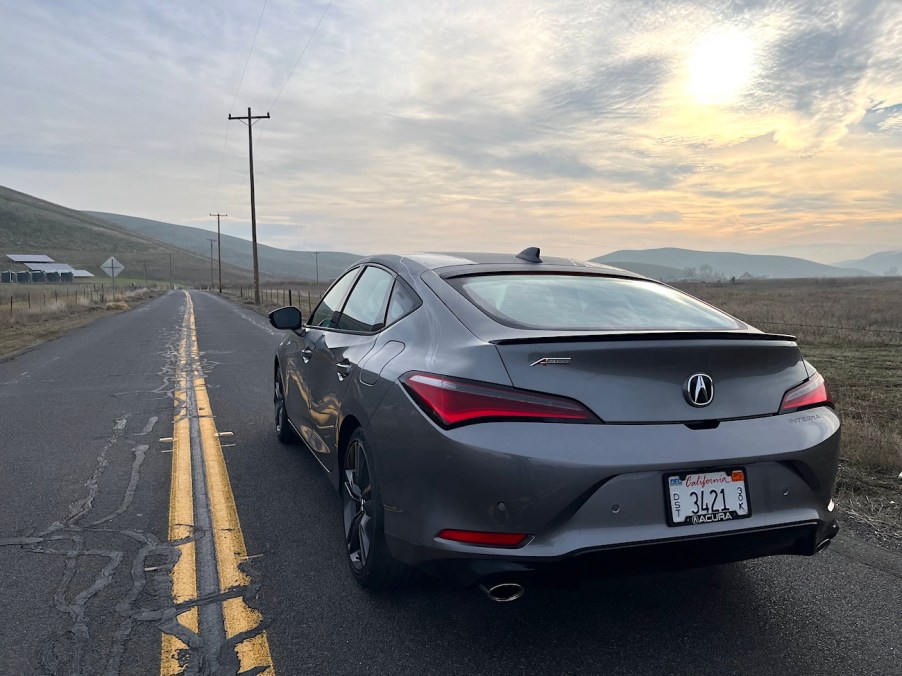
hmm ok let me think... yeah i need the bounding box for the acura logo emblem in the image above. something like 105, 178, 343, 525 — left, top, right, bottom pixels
684, 373, 714, 407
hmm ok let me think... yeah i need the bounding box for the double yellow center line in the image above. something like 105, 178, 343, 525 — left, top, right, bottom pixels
161, 292, 275, 675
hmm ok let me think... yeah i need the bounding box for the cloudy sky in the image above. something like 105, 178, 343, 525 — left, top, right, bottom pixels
1, 0, 901, 262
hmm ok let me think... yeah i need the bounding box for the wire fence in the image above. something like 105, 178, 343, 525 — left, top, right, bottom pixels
751, 320, 902, 336
1, 282, 164, 317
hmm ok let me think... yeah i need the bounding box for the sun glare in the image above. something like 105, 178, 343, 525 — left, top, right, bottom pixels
687, 28, 756, 106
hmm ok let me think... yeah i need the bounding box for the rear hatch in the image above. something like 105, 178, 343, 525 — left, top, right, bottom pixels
493, 333, 807, 423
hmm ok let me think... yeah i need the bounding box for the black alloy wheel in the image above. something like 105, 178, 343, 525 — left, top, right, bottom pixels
342, 434, 374, 572
274, 372, 294, 443
340, 429, 416, 589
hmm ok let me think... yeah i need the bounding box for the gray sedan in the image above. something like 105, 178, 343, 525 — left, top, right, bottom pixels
269, 249, 840, 601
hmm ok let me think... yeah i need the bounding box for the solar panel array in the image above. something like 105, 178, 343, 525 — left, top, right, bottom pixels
7, 254, 55, 263
2, 254, 95, 279
24, 263, 76, 273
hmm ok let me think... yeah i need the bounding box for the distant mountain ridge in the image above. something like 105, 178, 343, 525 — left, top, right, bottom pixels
600, 261, 686, 281
833, 250, 902, 276
593, 247, 872, 279
86, 212, 361, 282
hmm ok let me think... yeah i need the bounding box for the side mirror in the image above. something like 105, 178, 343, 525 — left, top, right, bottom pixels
269, 306, 304, 331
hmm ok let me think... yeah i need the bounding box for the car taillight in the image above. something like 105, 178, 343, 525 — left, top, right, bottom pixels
779, 372, 833, 414
437, 529, 529, 547
401, 372, 598, 428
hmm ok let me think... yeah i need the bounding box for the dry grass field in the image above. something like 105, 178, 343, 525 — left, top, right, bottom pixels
677, 277, 902, 540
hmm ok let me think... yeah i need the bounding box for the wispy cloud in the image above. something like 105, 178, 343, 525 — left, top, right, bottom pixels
0, 0, 900, 263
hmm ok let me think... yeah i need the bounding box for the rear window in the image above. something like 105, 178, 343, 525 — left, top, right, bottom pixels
447, 274, 743, 331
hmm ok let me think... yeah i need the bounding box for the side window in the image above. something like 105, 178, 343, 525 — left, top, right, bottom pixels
309, 268, 359, 328
385, 279, 419, 326
336, 266, 394, 332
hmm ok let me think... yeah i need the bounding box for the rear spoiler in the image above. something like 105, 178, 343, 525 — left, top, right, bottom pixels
490, 331, 797, 346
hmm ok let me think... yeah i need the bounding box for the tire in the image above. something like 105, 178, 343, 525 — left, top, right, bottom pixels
340, 428, 416, 590
274, 370, 296, 444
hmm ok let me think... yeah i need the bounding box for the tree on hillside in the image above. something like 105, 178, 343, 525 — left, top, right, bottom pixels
698, 263, 726, 282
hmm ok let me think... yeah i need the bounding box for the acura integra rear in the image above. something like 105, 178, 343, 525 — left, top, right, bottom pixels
269, 249, 840, 597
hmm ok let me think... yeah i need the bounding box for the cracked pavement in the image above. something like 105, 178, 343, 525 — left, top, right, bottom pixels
1, 290, 900, 675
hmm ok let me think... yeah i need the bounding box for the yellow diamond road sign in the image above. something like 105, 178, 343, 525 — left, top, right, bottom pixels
101, 256, 125, 278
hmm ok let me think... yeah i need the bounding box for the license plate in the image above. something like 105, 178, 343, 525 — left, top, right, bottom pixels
666, 469, 750, 526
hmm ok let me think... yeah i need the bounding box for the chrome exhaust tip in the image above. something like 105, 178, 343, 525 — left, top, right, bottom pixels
815, 538, 832, 553
478, 582, 525, 603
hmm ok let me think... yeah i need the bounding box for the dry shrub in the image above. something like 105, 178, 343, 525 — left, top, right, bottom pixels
841, 419, 902, 472
3, 299, 71, 325
104, 301, 130, 311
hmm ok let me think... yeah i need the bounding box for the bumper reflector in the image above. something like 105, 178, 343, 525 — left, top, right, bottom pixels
437, 529, 529, 547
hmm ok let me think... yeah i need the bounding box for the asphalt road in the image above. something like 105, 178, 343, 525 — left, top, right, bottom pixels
1, 290, 900, 675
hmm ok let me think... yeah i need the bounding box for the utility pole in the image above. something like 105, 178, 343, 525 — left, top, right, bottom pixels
210, 213, 227, 293
142, 260, 148, 287
168, 253, 173, 290
206, 238, 216, 290
228, 107, 270, 305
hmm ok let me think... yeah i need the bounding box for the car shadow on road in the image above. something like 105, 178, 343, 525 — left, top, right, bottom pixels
263, 437, 834, 675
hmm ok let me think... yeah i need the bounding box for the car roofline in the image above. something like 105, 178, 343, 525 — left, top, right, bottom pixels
348, 252, 646, 280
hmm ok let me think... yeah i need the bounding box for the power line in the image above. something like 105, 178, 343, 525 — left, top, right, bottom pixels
212, 0, 269, 210
211, 118, 232, 210
268, 0, 334, 113
217, 2, 334, 254
230, 0, 270, 115
239, 1, 335, 216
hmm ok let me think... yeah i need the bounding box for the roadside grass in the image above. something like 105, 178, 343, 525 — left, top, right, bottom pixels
677, 278, 902, 537
0, 284, 163, 358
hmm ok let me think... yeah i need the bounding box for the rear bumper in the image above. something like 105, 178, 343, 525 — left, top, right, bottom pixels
366, 385, 841, 586
388, 518, 840, 587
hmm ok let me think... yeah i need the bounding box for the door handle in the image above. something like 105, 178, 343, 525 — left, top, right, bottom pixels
336, 360, 353, 380
301, 347, 313, 363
